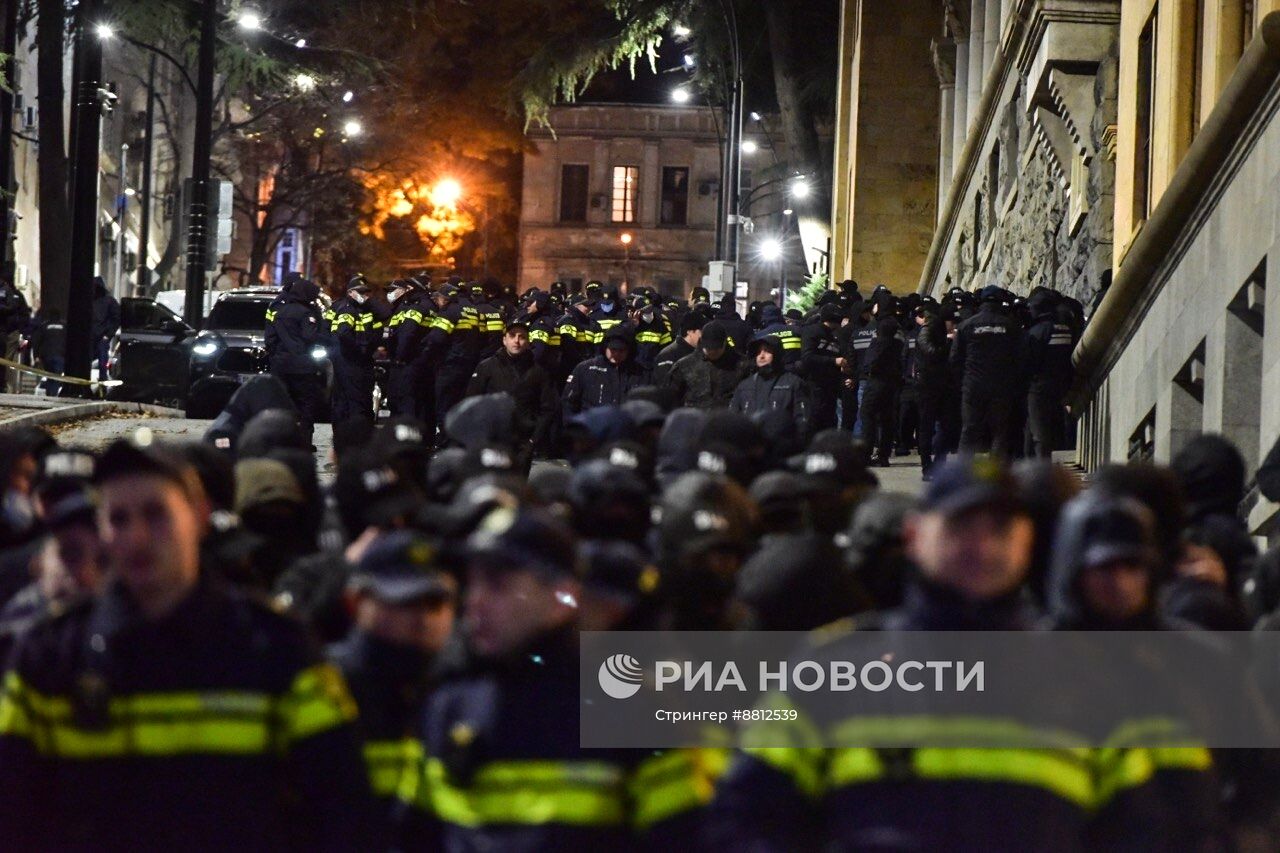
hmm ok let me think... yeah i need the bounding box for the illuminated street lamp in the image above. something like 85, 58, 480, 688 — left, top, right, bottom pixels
95, 23, 115, 39
342, 119, 363, 138
671, 88, 691, 104
673, 23, 691, 37
342, 90, 354, 103
237, 10, 262, 30
434, 178, 463, 207
759, 238, 782, 261
619, 232, 633, 246
791, 178, 811, 199
294, 73, 317, 92
741, 140, 758, 155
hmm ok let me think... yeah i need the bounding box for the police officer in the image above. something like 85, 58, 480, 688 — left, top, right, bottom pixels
422, 282, 482, 435
654, 312, 705, 385
589, 285, 627, 345
755, 303, 802, 368
1024, 289, 1077, 458
562, 325, 652, 419
265, 275, 324, 445
330, 275, 389, 425
470, 281, 505, 358
556, 295, 599, 380
665, 320, 749, 410
398, 507, 712, 849
855, 315, 905, 467
385, 278, 436, 424
711, 457, 1103, 850
631, 293, 673, 371
799, 303, 846, 432
328, 530, 457, 826
0, 438, 377, 848
517, 290, 562, 376
950, 286, 1028, 457
914, 304, 951, 478
729, 336, 811, 442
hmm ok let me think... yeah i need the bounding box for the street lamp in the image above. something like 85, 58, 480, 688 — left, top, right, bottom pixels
434, 178, 462, 207
791, 178, 811, 199
671, 88, 691, 104
683, 54, 696, 68
237, 10, 262, 30
673, 23, 691, 37
342, 119, 363, 137
294, 73, 317, 92
759, 238, 782, 261
741, 140, 758, 155
342, 90, 354, 103
620, 233, 633, 289
95, 23, 115, 39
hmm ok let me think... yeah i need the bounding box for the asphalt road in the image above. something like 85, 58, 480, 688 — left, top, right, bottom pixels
46, 413, 927, 498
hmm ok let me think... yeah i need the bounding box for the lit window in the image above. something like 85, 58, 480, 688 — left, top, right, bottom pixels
611, 165, 638, 223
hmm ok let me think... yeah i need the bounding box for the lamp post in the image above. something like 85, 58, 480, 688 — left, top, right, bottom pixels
620, 232, 633, 291
183, 0, 218, 327
66, 0, 110, 387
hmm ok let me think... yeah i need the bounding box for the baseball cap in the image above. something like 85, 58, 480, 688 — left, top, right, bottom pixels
350, 530, 456, 605
234, 458, 306, 513
93, 434, 204, 499
580, 540, 661, 601
700, 320, 729, 350
334, 448, 424, 529
920, 456, 1024, 517
1077, 498, 1159, 570
466, 506, 579, 578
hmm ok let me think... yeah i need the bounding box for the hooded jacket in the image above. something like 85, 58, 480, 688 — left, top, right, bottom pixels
653, 336, 696, 385
266, 278, 323, 375
949, 302, 1028, 392
91, 277, 121, 342
756, 304, 801, 367
562, 327, 653, 418
729, 338, 811, 439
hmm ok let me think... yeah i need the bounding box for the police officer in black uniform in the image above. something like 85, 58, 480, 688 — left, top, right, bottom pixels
330, 275, 389, 425
265, 275, 325, 445
950, 286, 1028, 457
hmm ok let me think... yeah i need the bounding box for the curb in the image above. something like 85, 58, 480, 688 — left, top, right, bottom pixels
0, 401, 186, 431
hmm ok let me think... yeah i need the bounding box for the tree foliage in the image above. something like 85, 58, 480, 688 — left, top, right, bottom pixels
785, 271, 828, 314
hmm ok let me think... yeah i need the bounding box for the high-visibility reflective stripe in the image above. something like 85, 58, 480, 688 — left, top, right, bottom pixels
597, 319, 622, 330
630, 748, 731, 829
558, 325, 577, 337
1094, 745, 1212, 805
529, 329, 550, 343
265, 309, 277, 323
280, 663, 358, 743
433, 316, 456, 333
416, 757, 626, 826
828, 716, 1089, 749
828, 747, 1094, 808
771, 332, 802, 350
364, 737, 424, 798
0, 673, 274, 757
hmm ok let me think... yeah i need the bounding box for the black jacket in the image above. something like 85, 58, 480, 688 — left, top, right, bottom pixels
563, 336, 653, 419
466, 349, 557, 446
949, 304, 1028, 392
1025, 313, 1076, 393
0, 578, 377, 851
327, 631, 432, 823
729, 349, 811, 439
0, 284, 31, 336
859, 332, 905, 383
266, 279, 323, 375
653, 337, 696, 385
666, 348, 749, 410
799, 319, 842, 388
914, 318, 951, 394
91, 278, 121, 342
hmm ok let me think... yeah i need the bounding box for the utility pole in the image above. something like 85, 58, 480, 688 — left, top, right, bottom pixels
183, 0, 217, 327
137, 53, 156, 296
0, 0, 18, 283
66, 0, 109, 387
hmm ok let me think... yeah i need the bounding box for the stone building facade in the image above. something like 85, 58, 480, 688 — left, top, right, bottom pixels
517, 103, 803, 301
918, 0, 1121, 310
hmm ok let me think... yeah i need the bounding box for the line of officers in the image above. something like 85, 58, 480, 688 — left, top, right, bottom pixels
266, 272, 1083, 472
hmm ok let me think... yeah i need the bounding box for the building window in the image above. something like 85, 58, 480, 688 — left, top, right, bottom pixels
611, 165, 638, 223
972, 193, 983, 268
986, 145, 1000, 230
660, 167, 689, 226
1134, 11, 1157, 222
559, 165, 589, 223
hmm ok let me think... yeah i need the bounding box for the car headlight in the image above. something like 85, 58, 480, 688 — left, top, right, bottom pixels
311, 346, 328, 360
192, 341, 221, 358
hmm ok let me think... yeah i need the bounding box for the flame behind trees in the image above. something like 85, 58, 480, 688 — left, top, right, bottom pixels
361, 175, 476, 269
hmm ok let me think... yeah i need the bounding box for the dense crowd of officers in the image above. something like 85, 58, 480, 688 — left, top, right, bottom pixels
266, 273, 1081, 476
2, 272, 1280, 850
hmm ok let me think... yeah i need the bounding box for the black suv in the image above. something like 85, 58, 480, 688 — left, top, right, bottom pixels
111, 287, 331, 417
